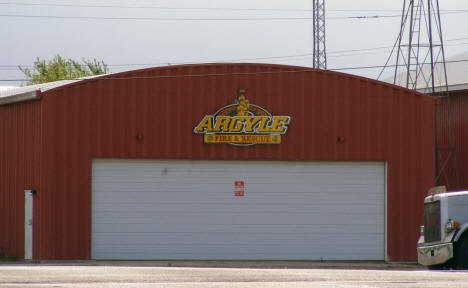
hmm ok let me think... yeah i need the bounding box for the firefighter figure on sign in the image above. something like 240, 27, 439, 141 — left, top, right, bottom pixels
236, 89, 250, 116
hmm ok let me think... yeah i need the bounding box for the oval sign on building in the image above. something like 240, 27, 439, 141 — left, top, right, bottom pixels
194, 89, 291, 145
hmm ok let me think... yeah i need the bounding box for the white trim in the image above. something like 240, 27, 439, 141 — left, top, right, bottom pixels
0, 91, 38, 105
24, 190, 34, 260
0, 75, 105, 105
416, 83, 468, 94
384, 161, 388, 262
444, 83, 468, 93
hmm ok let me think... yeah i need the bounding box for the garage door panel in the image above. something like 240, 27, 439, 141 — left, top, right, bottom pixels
92, 213, 383, 226
94, 242, 383, 254
93, 246, 383, 260
93, 225, 384, 238
93, 180, 383, 189
93, 232, 384, 246
94, 232, 381, 247
93, 184, 383, 195
94, 252, 374, 260
93, 189, 384, 201
92, 159, 385, 260
95, 194, 384, 205
93, 204, 383, 217
93, 161, 382, 173
93, 223, 380, 235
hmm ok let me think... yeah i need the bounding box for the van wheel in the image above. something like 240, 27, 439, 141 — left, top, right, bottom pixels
455, 236, 468, 269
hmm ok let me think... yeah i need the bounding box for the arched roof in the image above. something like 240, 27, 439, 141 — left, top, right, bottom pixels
0, 63, 430, 105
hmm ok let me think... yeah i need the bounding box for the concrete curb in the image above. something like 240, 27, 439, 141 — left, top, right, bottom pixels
12, 260, 425, 270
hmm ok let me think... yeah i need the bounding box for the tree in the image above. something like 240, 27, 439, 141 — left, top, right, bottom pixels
19, 54, 109, 85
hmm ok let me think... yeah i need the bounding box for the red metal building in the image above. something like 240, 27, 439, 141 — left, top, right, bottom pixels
0, 63, 435, 262
436, 91, 468, 191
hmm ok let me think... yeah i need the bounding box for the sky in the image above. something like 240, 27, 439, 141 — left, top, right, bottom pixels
1, 0, 468, 86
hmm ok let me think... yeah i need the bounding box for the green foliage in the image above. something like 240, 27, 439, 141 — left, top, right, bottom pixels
0, 253, 19, 261
19, 54, 109, 85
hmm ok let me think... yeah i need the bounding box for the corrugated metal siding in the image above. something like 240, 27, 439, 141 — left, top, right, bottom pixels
0, 101, 41, 259
438, 92, 468, 190
5, 63, 435, 261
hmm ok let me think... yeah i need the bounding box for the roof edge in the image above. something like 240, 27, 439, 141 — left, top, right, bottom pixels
417, 82, 468, 93
0, 90, 39, 106
0, 63, 436, 104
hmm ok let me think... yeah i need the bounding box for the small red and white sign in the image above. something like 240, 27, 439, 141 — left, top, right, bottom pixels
234, 181, 245, 197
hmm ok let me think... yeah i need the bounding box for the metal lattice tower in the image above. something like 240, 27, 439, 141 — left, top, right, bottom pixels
392, 0, 459, 190
313, 0, 327, 69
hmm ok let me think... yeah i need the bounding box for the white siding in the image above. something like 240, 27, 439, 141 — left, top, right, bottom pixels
92, 159, 385, 260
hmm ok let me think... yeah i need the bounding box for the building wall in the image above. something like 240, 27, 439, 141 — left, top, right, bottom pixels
0, 101, 41, 259
451, 92, 468, 190
1, 64, 436, 261
437, 91, 468, 191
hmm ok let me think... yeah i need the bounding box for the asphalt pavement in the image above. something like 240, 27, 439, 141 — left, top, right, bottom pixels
1, 261, 468, 288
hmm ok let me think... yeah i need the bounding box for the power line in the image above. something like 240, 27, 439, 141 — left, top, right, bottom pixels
2, 38, 468, 71
0, 50, 400, 70
0, 2, 402, 12
0, 14, 316, 21
3, 59, 468, 82
1, 2, 467, 14
0, 13, 406, 21
0, 54, 316, 69
0, 2, 313, 12
3, 12, 466, 21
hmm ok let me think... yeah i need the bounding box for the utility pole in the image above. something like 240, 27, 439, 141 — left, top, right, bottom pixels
313, 0, 327, 69
391, 0, 459, 190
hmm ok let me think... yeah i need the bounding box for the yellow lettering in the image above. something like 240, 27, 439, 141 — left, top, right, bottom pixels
228, 117, 244, 132
213, 116, 231, 132
244, 117, 262, 133
270, 116, 290, 133
194, 115, 214, 133
256, 116, 272, 133
195, 113, 291, 137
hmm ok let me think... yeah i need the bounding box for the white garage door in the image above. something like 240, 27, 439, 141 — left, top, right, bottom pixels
92, 159, 385, 260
